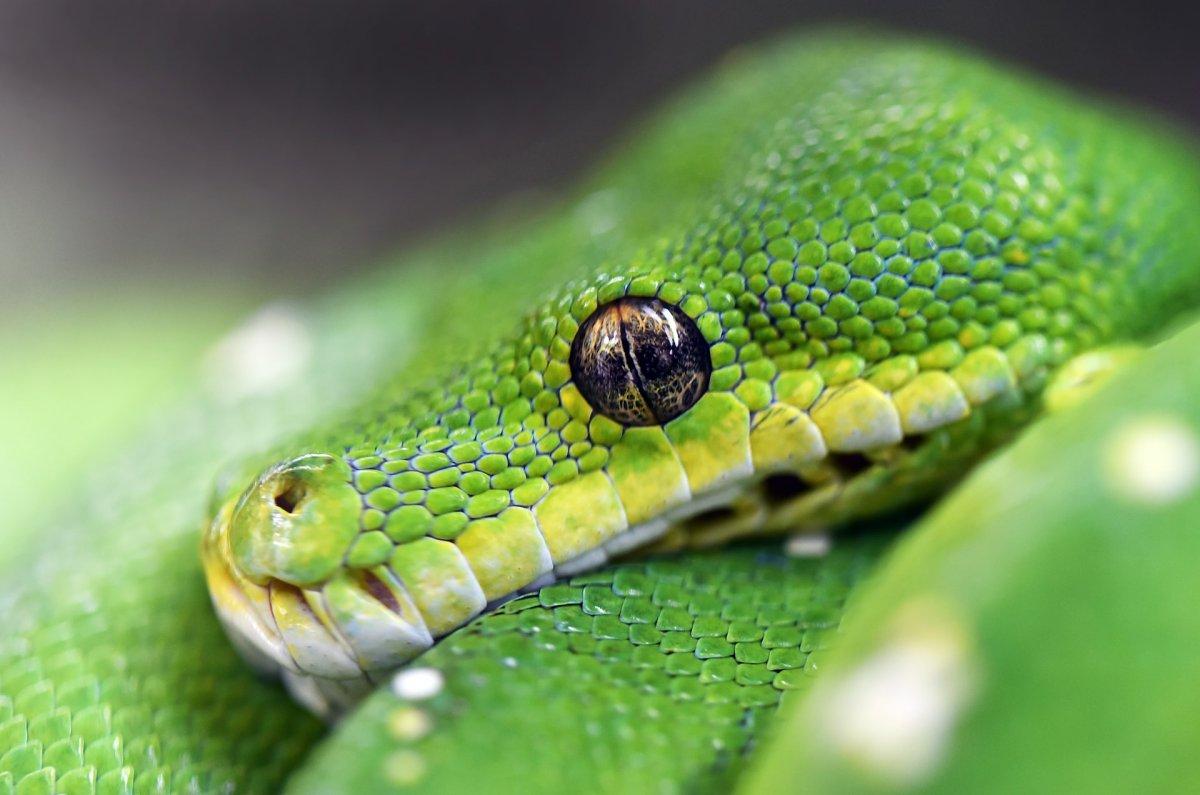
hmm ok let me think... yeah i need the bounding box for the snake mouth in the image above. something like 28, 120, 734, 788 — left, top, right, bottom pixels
202, 483, 435, 703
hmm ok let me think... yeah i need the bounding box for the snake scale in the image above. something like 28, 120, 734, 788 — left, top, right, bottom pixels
3, 31, 1199, 794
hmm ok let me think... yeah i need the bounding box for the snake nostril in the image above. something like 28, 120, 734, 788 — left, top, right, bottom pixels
272, 481, 308, 514
229, 453, 363, 588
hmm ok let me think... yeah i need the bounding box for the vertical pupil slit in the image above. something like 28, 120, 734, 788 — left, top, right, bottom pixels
615, 304, 656, 421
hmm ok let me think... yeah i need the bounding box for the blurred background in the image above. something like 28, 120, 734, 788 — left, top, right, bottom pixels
0, 1, 1195, 527
1, 1, 1196, 302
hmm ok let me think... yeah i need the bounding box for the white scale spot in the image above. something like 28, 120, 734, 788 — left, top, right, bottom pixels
203, 303, 312, 399
391, 667, 445, 701
1104, 415, 1200, 506
786, 533, 831, 558
812, 600, 977, 786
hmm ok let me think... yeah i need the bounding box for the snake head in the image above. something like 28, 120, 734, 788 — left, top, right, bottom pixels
203, 291, 1035, 718
198, 38, 1192, 713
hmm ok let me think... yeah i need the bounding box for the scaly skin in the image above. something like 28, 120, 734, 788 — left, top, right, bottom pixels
205, 33, 1199, 708
291, 537, 887, 794
746, 310, 1200, 794
1, 31, 1199, 794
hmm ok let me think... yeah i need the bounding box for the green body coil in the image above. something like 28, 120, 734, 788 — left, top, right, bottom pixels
0, 31, 1197, 794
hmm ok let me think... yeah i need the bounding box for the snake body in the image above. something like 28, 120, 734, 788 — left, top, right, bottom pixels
2, 31, 1199, 794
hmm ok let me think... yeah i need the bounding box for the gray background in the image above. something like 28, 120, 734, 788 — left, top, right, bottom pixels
1, 1, 1195, 301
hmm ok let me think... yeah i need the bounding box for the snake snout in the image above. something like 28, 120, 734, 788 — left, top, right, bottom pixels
202, 453, 434, 692
225, 453, 360, 586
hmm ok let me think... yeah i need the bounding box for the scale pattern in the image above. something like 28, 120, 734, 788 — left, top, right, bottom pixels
318, 44, 1193, 515
1, 31, 1199, 795
289, 539, 883, 794
0, 543, 321, 795
207, 33, 1200, 692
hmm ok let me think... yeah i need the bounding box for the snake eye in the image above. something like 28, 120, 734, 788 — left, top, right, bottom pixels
569, 297, 711, 426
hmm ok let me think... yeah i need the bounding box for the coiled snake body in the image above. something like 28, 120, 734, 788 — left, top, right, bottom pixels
4, 32, 1200, 795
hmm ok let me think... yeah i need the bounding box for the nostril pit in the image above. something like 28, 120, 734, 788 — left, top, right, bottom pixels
229, 453, 362, 588
273, 481, 308, 514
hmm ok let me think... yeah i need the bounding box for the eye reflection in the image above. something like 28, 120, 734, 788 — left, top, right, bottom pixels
569, 297, 711, 426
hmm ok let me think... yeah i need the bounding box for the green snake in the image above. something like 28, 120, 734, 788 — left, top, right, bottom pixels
4, 31, 1200, 794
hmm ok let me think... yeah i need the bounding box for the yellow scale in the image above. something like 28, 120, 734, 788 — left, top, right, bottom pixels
217, 336, 1136, 693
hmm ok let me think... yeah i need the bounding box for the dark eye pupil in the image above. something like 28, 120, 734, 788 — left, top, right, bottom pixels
569, 297, 711, 426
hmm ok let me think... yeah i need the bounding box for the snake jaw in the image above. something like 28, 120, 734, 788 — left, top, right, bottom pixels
202, 456, 435, 693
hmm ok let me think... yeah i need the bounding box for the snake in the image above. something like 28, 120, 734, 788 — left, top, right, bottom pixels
3, 30, 1200, 795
